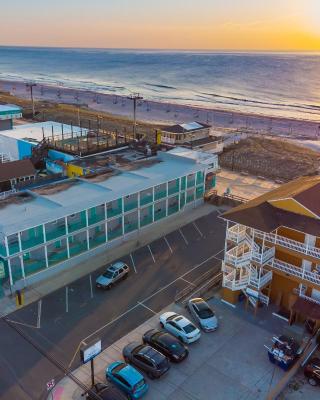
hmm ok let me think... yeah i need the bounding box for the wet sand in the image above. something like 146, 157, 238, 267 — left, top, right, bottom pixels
0, 79, 319, 138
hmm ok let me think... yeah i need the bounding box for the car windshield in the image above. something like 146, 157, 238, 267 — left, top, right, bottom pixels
198, 308, 214, 319
103, 270, 113, 278
112, 364, 125, 373
134, 379, 145, 391
183, 323, 196, 333
160, 335, 184, 351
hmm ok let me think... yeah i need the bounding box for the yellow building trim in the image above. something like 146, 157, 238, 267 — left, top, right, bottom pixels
269, 198, 318, 219
66, 164, 84, 178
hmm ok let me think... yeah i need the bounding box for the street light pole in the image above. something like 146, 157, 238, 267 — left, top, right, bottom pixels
26, 82, 37, 118
128, 93, 143, 140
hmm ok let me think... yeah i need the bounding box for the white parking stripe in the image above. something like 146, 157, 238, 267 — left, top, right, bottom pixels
179, 228, 188, 245
179, 277, 196, 286
36, 300, 42, 329
148, 245, 156, 263
65, 286, 69, 313
130, 253, 137, 273
137, 301, 157, 315
164, 236, 173, 253
193, 221, 203, 237
89, 275, 94, 298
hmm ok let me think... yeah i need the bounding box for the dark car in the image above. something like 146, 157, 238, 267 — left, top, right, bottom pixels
142, 329, 188, 363
86, 382, 129, 400
123, 342, 170, 379
304, 357, 320, 386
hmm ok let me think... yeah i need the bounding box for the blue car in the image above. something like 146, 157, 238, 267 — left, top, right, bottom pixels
106, 361, 149, 399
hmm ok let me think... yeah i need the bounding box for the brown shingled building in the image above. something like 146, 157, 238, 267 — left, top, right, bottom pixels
0, 159, 36, 192
221, 175, 320, 332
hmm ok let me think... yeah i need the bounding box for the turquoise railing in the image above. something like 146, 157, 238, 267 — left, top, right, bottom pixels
107, 207, 122, 218
69, 241, 88, 257
108, 227, 123, 241
21, 235, 44, 251
124, 221, 138, 234
168, 204, 179, 215
154, 209, 166, 221
89, 232, 106, 248
140, 193, 153, 206
124, 201, 138, 213
48, 249, 69, 266
187, 177, 195, 188
68, 218, 87, 233
154, 190, 167, 201
8, 241, 20, 256
46, 225, 67, 241
88, 213, 105, 226
140, 215, 153, 227
23, 259, 46, 276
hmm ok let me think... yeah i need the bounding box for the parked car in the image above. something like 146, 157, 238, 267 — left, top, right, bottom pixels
86, 382, 129, 400
123, 342, 170, 379
142, 329, 188, 363
96, 262, 129, 289
187, 298, 218, 332
304, 357, 320, 386
106, 361, 149, 399
159, 312, 201, 344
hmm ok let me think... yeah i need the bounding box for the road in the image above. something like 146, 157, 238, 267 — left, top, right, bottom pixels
0, 210, 226, 400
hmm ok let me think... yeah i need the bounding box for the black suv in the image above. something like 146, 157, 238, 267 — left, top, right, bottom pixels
143, 329, 188, 363
123, 342, 170, 379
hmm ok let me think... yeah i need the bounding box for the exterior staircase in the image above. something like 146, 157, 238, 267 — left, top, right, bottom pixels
30, 138, 49, 169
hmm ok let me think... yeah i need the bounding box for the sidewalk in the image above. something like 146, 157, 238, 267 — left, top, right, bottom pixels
48, 294, 306, 400
1, 203, 220, 317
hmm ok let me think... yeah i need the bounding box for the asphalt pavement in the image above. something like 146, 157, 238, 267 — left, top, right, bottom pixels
0, 210, 226, 400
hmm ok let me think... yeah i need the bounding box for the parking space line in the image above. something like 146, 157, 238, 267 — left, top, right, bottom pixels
164, 236, 173, 253
36, 300, 42, 329
130, 253, 137, 273
179, 228, 188, 245
89, 275, 93, 298
65, 286, 69, 313
193, 221, 203, 237
179, 277, 196, 286
148, 245, 156, 263
137, 301, 157, 315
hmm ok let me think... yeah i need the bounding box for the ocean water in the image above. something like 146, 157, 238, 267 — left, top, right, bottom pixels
0, 46, 320, 121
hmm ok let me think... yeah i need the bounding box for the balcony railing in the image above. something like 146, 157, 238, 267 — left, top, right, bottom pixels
268, 258, 320, 286
227, 225, 320, 261
299, 293, 320, 306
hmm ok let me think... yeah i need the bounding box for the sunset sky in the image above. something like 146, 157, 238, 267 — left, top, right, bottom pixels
1, 0, 320, 50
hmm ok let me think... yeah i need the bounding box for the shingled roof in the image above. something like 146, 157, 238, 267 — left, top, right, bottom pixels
222, 175, 320, 236
0, 159, 36, 182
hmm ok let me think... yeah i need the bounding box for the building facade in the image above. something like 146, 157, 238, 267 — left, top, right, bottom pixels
0, 148, 218, 297
221, 176, 320, 331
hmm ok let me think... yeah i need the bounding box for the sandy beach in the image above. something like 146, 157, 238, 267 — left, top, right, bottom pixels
0, 78, 319, 139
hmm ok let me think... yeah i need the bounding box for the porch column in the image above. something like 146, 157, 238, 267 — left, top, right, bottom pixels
261, 232, 266, 264
65, 217, 70, 258
85, 210, 90, 250
224, 220, 229, 258
152, 188, 155, 222
7, 258, 13, 287
20, 255, 25, 279
18, 232, 22, 253
44, 246, 49, 269
121, 198, 125, 235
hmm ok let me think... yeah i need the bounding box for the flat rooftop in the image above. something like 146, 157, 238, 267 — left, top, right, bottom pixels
0, 148, 211, 236
0, 121, 86, 143
0, 104, 22, 119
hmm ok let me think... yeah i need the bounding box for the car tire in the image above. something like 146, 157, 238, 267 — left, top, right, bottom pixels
160, 322, 164, 328
308, 377, 318, 386
106, 284, 112, 290
147, 372, 155, 380
178, 336, 184, 343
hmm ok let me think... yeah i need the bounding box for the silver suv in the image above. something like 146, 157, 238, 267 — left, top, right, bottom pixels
96, 261, 129, 289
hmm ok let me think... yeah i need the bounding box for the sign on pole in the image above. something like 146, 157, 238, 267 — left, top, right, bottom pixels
46, 379, 55, 391
80, 340, 102, 364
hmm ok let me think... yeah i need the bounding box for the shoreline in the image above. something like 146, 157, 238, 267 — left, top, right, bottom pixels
0, 78, 319, 139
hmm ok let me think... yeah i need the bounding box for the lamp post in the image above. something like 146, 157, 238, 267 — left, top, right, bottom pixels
26, 82, 37, 118
127, 93, 143, 140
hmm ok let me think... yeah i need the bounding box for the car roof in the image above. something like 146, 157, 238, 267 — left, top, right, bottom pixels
173, 315, 191, 327
119, 364, 143, 385
108, 261, 126, 271
139, 346, 165, 362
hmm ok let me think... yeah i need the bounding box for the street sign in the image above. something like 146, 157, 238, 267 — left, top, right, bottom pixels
0, 261, 5, 279
80, 339, 102, 364
46, 379, 55, 391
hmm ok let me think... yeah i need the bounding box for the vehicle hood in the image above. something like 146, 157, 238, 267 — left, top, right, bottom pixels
200, 315, 218, 329
96, 275, 112, 285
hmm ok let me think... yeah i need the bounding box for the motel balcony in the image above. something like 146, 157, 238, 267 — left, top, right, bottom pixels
226, 224, 320, 261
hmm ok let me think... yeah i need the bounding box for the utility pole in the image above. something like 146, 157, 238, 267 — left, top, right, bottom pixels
26, 82, 37, 118
128, 93, 143, 140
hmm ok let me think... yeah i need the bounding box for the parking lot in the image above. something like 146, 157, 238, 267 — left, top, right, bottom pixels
0, 209, 226, 400
53, 296, 308, 400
